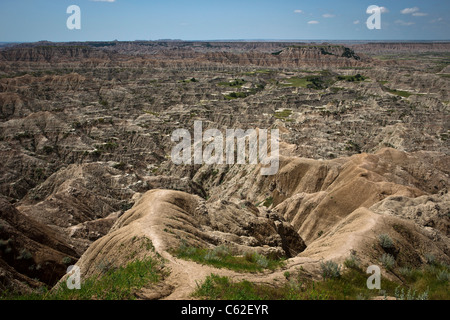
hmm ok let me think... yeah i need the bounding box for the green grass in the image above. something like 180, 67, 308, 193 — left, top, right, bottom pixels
194, 269, 395, 300
218, 79, 246, 87
280, 77, 312, 88
143, 110, 160, 116
387, 89, 413, 98
330, 87, 344, 93
1, 257, 163, 300
243, 69, 274, 75
224, 91, 248, 100
194, 261, 450, 300
180, 77, 197, 83
397, 263, 450, 300
174, 243, 284, 273
262, 196, 274, 207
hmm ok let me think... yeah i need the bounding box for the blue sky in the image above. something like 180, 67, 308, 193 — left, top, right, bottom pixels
0, 0, 448, 42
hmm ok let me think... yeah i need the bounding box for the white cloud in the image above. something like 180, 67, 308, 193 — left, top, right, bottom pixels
294, 10, 303, 14
353, 20, 360, 25
401, 7, 419, 14
395, 20, 415, 26
307, 20, 319, 24
430, 17, 444, 23
401, 7, 428, 16
322, 14, 335, 18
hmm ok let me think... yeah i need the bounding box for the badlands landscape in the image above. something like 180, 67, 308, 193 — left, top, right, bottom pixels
0, 41, 448, 300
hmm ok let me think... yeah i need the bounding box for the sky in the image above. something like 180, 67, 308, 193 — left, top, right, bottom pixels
0, 0, 449, 42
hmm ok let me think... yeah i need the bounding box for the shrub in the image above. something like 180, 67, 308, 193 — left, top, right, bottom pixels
344, 254, 360, 269
399, 266, 414, 277
0, 239, 10, 247
436, 270, 450, 283
424, 253, 437, 265
378, 234, 394, 249
43, 146, 54, 154
255, 255, 269, 268
204, 251, 221, 262
18, 249, 33, 260
380, 253, 395, 270
113, 162, 126, 170
394, 287, 429, 300
212, 246, 230, 258
244, 251, 256, 262
244, 252, 267, 267
320, 260, 341, 279
97, 258, 114, 273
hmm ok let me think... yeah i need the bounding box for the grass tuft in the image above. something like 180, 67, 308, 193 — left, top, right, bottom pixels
174, 243, 284, 273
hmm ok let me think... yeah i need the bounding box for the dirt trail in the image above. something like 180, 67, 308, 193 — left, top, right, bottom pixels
137, 192, 380, 300
137, 190, 241, 299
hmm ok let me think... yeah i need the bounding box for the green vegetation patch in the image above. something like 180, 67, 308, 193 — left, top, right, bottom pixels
274, 110, 292, 120
193, 268, 396, 300
224, 91, 248, 100
223, 84, 264, 100
194, 255, 450, 300
262, 197, 274, 207
336, 74, 367, 82
94, 141, 119, 152
244, 69, 274, 75
180, 77, 198, 83
281, 77, 312, 88
387, 89, 413, 98
2, 257, 163, 300
218, 79, 246, 87
174, 243, 284, 273
397, 262, 450, 300
281, 74, 336, 90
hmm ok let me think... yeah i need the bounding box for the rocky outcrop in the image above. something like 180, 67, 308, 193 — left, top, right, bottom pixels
0, 46, 113, 63
0, 198, 77, 293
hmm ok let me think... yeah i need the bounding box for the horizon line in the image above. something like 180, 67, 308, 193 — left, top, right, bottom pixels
2, 39, 450, 44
